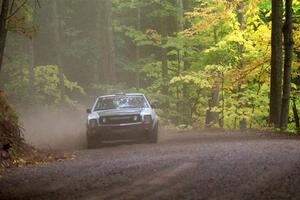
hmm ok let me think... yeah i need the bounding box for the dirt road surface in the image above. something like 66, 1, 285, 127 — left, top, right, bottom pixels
1, 131, 300, 200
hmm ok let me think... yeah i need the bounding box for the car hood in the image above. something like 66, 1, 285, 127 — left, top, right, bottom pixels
96, 108, 143, 117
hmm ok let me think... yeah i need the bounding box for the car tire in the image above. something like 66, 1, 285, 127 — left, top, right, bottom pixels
86, 136, 93, 149
86, 133, 94, 149
86, 129, 99, 149
148, 124, 158, 143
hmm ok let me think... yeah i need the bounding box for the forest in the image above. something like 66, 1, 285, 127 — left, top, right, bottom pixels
0, 0, 300, 132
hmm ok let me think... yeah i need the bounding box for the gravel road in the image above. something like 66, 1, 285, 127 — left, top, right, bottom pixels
1, 131, 300, 200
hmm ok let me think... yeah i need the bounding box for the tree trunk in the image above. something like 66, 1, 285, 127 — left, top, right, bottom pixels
270, 0, 283, 127
29, 39, 35, 99
0, 0, 9, 72
280, 0, 294, 129
205, 27, 220, 128
205, 82, 220, 128
180, 0, 193, 124
292, 98, 300, 132
161, 45, 168, 95
93, 0, 102, 85
101, 0, 116, 84
177, 0, 184, 31
135, 5, 141, 89
160, 17, 168, 96
220, 72, 225, 128
235, 1, 246, 129
52, 0, 65, 101
177, 0, 183, 124
28, 10, 38, 101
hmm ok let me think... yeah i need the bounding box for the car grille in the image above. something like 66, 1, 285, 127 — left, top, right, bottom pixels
100, 115, 142, 124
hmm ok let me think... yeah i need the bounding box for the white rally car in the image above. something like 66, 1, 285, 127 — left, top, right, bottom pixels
86, 93, 158, 147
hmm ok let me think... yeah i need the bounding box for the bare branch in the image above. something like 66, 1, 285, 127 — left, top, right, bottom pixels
9, 0, 15, 14
36, 0, 41, 8
5, 0, 28, 20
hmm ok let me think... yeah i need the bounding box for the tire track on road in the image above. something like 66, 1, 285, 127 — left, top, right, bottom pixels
84, 162, 196, 200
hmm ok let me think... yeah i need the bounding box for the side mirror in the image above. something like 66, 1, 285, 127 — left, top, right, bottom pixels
86, 109, 91, 114
151, 104, 156, 109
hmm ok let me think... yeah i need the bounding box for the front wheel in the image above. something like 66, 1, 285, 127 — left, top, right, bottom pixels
148, 124, 158, 143
86, 136, 92, 149
86, 129, 100, 149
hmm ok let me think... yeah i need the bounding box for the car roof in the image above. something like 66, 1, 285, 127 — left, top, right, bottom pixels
98, 93, 145, 98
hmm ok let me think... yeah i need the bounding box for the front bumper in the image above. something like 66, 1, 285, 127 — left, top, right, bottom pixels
87, 122, 153, 139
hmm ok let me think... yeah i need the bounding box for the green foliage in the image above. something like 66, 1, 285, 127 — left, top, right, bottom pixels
3, 0, 300, 132
7, 0, 39, 39
3, 61, 85, 107
34, 65, 85, 105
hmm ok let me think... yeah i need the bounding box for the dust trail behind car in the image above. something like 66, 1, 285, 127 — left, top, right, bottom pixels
19, 106, 86, 150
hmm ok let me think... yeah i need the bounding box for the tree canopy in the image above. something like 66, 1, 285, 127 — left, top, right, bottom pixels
0, 0, 299, 131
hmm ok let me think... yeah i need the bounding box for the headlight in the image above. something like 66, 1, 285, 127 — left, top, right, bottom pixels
89, 119, 98, 128
144, 115, 152, 124
99, 117, 107, 124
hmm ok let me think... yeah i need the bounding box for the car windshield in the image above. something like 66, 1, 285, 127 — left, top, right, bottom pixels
94, 95, 148, 111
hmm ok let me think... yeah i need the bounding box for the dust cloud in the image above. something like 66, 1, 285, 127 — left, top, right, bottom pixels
19, 107, 87, 150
